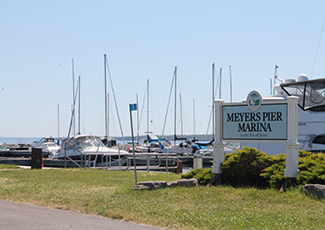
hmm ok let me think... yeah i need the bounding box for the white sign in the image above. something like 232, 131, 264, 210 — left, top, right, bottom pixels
213, 92, 299, 178
222, 104, 287, 140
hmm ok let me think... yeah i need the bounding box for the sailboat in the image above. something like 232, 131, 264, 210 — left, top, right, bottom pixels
188, 64, 218, 156
161, 67, 193, 154
132, 79, 169, 153
52, 55, 129, 166
189, 64, 239, 156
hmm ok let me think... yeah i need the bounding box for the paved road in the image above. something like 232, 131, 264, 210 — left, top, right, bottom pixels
0, 200, 164, 230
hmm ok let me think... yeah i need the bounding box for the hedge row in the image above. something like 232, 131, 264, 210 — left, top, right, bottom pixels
182, 147, 325, 189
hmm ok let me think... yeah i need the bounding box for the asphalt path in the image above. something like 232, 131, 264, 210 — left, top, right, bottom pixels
0, 200, 164, 230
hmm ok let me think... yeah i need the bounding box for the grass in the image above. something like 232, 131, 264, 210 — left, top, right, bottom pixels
0, 168, 325, 229
0, 164, 19, 169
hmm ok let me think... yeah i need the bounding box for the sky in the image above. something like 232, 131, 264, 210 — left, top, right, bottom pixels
1, 1, 325, 139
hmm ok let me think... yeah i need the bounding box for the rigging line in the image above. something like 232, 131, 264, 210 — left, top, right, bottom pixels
105, 60, 125, 143
67, 77, 80, 138
149, 87, 157, 134
174, 66, 177, 145
229, 65, 233, 103
311, 16, 325, 78
147, 79, 150, 134
139, 83, 147, 133
205, 108, 212, 140
205, 66, 221, 139
72, 58, 76, 137
161, 69, 176, 137
219, 68, 222, 100
136, 93, 139, 144
110, 100, 119, 138
180, 93, 183, 136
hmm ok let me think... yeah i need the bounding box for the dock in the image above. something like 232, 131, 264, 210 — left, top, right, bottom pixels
0, 153, 213, 173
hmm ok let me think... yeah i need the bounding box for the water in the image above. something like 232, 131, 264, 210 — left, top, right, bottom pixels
0, 137, 42, 145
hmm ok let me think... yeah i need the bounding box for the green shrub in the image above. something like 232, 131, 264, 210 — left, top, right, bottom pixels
182, 147, 273, 187
260, 153, 287, 189
182, 167, 212, 185
182, 168, 205, 179
220, 147, 273, 188
261, 151, 325, 189
183, 149, 325, 189
296, 151, 325, 185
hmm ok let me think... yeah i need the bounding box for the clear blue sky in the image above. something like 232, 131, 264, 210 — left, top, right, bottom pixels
1, 1, 325, 138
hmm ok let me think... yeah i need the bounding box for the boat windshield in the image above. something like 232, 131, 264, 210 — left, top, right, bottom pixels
45, 143, 58, 148
225, 142, 240, 149
67, 136, 106, 149
281, 78, 325, 111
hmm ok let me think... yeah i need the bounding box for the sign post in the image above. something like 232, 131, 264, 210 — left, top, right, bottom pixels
284, 96, 300, 178
129, 103, 138, 185
212, 99, 225, 174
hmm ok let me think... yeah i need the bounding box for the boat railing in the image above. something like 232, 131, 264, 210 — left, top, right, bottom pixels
124, 152, 179, 173
62, 141, 87, 168
61, 142, 179, 172
98, 146, 127, 170
91, 151, 179, 173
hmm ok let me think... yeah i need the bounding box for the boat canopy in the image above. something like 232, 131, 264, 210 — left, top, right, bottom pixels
64, 135, 106, 150
280, 78, 325, 111
312, 133, 325, 145
146, 133, 166, 143
195, 139, 214, 146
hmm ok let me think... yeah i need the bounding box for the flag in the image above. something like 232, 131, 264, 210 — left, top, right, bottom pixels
129, 103, 137, 111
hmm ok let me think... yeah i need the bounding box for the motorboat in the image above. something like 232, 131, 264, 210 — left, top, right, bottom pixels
134, 132, 169, 153
240, 74, 325, 155
30, 137, 61, 158
52, 134, 128, 166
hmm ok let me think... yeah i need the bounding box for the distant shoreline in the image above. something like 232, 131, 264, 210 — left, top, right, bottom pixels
1, 134, 213, 144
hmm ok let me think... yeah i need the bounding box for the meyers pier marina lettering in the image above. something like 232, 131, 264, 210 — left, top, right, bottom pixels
226, 111, 283, 132
227, 111, 283, 122
222, 92, 288, 140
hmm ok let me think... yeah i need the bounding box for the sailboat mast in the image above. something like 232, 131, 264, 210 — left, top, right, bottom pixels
174, 66, 177, 145
180, 93, 183, 135
229, 65, 233, 103
57, 103, 60, 138
72, 59, 75, 136
193, 98, 195, 139
136, 93, 139, 144
106, 55, 125, 143
212, 63, 215, 138
219, 68, 222, 99
161, 72, 175, 138
104, 54, 108, 138
107, 93, 109, 138
147, 79, 149, 134
78, 75, 81, 135
67, 81, 79, 138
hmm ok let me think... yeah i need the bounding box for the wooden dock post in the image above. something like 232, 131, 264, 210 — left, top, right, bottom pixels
175, 160, 183, 174
31, 147, 42, 169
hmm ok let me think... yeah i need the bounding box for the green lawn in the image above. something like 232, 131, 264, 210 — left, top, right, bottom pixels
0, 164, 19, 169
0, 168, 324, 229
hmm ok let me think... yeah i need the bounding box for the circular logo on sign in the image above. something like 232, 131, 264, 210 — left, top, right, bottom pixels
247, 91, 262, 111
